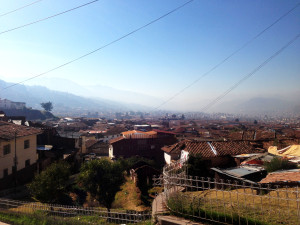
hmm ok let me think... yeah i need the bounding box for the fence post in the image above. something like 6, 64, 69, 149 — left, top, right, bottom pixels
286, 186, 290, 225
296, 186, 300, 222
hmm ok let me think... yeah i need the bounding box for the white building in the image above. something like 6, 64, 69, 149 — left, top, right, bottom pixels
0, 121, 41, 179
0, 98, 26, 110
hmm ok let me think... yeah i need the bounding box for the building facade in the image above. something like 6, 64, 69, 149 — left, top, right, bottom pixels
0, 122, 41, 180
0, 98, 26, 110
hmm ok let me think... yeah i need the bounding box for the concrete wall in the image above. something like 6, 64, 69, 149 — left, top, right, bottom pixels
0, 135, 37, 179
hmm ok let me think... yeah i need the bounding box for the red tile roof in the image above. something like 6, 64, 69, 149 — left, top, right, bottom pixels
85, 139, 98, 149
162, 140, 262, 158
259, 169, 300, 184
0, 121, 41, 140
109, 136, 125, 144
162, 141, 185, 153
255, 131, 276, 140
153, 130, 176, 135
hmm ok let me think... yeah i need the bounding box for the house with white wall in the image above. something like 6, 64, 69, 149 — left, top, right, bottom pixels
0, 98, 26, 110
0, 121, 41, 181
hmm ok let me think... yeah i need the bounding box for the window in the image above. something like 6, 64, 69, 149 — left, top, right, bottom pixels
3, 169, 8, 177
24, 140, 30, 149
3, 144, 10, 155
25, 159, 30, 167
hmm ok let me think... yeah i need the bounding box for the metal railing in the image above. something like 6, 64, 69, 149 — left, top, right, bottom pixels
0, 198, 151, 224
154, 163, 300, 225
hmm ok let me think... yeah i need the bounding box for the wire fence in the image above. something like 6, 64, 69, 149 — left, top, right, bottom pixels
154, 162, 300, 225
0, 198, 151, 224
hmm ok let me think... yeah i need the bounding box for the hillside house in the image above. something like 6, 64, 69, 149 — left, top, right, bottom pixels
162, 140, 264, 168
109, 130, 177, 164
0, 98, 26, 110
0, 121, 41, 189
82, 139, 109, 156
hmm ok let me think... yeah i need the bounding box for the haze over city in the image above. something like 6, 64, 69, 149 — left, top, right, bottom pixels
0, 0, 299, 113
1, 2, 300, 225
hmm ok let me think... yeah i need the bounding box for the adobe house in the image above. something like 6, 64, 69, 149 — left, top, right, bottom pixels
0, 121, 41, 190
109, 130, 177, 165
162, 139, 265, 169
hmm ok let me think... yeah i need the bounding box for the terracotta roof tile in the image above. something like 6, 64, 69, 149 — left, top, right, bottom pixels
0, 121, 41, 140
259, 169, 300, 183
109, 136, 124, 144
163, 140, 262, 158
255, 131, 276, 140
162, 141, 185, 153
85, 139, 98, 149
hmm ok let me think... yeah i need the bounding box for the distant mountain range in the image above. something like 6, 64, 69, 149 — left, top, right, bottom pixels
0, 78, 299, 116
25, 77, 163, 108
0, 79, 151, 114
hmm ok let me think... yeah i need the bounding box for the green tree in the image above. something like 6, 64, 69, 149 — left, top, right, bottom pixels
77, 158, 124, 211
40, 101, 53, 112
27, 161, 71, 203
187, 154, 210, 177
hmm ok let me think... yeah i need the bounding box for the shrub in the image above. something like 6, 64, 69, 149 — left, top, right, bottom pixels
264, 157, 297, 173
28, 161, 71, 204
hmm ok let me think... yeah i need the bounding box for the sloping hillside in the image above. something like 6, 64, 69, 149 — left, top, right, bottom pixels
2, 108, 56, 121
0, 79, 134, 113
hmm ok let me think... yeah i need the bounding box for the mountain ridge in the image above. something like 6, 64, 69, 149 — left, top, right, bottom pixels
0, 79, 150, 114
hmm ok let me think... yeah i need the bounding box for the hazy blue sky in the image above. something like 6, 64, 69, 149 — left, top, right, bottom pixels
0, 0, 299, 111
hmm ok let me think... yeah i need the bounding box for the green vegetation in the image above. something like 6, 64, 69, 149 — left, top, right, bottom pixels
264, 157, 297, 173
112, 176, 149, 211
0, 210, 151, 224
187, 154, 210, 177
27, 157, 155, 210
28, 161, 71, 204
120, 156, 159, 172
40, 101, 53, 112
167, 188, 299, 225
148, 186, 163, 196
77, 158, 124, 211
0, 210, 103, 225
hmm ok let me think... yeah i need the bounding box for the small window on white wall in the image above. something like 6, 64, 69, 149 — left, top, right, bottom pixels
3, 144, 11, 155
24, 140, 30, 149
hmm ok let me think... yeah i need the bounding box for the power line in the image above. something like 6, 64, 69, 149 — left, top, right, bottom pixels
0, 0, 194, 91
153, 2, 300, 110
0, 0, 100, 35
0, 0, 43, 18
201, 32, 300, 112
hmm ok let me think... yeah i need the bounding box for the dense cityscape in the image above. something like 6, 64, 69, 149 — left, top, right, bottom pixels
0, 0, 299, 224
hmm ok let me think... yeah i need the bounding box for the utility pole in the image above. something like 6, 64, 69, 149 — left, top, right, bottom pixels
14, 130, 18, 194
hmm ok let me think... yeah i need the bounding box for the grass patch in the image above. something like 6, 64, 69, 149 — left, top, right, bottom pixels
0, 210, 93, 224
112, 176, 150, 211
0, 210, 135, 224
167, 187, 299, 225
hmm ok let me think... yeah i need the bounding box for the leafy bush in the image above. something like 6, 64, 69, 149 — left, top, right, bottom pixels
77, 158, 125, 211
187, 154, 210, 177
28, 161, 71, 204
264, 157, 297, 173
148, 186, 163, 196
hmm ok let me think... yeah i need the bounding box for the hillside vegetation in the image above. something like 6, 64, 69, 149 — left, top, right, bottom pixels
168, 187, 299, 225
112, 176, 150, 211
